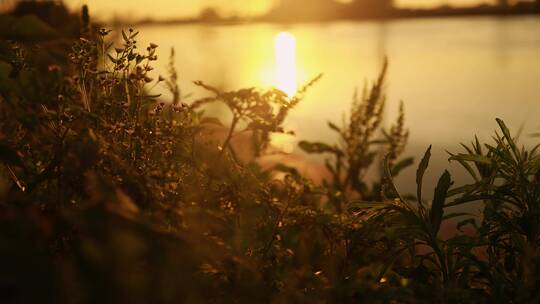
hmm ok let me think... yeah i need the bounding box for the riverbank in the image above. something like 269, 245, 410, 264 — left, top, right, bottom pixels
126, 4, 540, 27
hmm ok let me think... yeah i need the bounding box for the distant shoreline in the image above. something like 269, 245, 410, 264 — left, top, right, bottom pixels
120, 5, 540, 27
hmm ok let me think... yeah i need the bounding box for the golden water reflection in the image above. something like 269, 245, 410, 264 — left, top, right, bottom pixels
270, 32, 299, 152
274, 32, 298, 97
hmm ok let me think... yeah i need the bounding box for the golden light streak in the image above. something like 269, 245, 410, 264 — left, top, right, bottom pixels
274, 32, 298, 97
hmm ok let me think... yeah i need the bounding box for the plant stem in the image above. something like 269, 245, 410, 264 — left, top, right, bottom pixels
218, 115, 239, 161
263, 196, 291, 258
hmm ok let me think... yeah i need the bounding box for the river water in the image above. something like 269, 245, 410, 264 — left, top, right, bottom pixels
135, 16, 540, 195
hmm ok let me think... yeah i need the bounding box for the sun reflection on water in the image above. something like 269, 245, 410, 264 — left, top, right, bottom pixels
274, 32, 298, 97
268, 32, 300, 153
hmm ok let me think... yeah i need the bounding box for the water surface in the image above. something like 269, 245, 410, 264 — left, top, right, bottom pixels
135, 16, 540, 195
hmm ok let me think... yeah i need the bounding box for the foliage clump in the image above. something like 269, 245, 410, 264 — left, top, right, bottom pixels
0, 5, 539, 303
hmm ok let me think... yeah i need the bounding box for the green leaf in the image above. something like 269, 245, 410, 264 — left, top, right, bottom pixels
298, 141, 339, 155
327, 121, 341, 133
376, 246, 411, 282
446, 183, 477, 197
474, 136, 483, 154
496, 118, 519, 160
448, 151, 479, 182
448, 154, 491, 165
122, 29, 129, 42
431, 170, 452, 235
107, 54, 117, 64
446, 194, 493, 208
348, 200, 389, 210
382, 154, 406, 203
416, 145, 432, 204
391, 157, 414, 177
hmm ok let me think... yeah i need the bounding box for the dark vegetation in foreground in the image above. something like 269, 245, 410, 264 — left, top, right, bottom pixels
1, 5, 540, 304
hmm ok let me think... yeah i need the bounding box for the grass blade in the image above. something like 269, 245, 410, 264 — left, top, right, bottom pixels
416, 145, 432, 205
431, 170, 452, 234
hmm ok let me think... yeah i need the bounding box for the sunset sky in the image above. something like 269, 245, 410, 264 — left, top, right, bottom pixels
65, 0, 495, 20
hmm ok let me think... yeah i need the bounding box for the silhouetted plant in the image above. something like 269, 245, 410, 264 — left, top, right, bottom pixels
446, 119, 540, 302
353, 119, 540, 302
299, 59, 411, 209
192, 73, 321, 160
